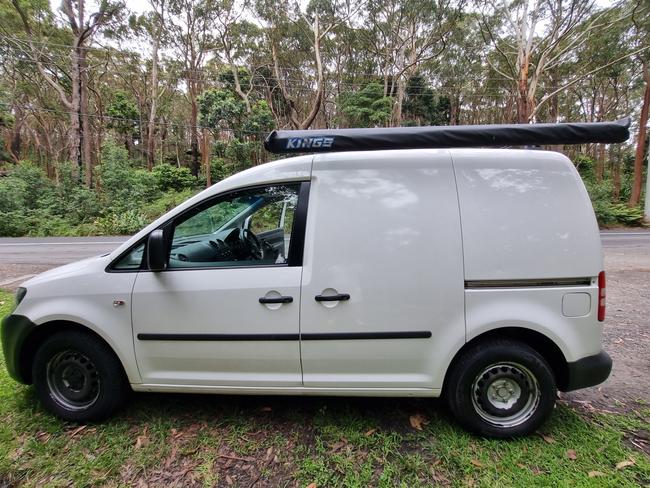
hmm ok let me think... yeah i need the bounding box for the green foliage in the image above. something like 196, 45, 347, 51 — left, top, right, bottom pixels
152, 164, 197, 192
198, 89, 246, 131
4, 162, 53, 209
403, 75, 451, 126
242, 100, 275, 136
94, 209, 148, 235
141, 188, 197, 221
581, 161, 645, 226
96, 143, 159, 213
339, 82, 392, 127
106, 90, 140, 138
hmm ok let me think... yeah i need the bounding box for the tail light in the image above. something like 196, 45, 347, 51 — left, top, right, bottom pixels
597, 271, 606, 322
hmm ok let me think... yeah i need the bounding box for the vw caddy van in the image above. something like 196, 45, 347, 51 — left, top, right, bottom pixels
2, 119, 629, 437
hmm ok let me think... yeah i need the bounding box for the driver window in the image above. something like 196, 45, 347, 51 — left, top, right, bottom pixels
168, 184, 300, 269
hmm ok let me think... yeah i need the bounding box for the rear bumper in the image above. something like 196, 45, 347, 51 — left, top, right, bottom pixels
562, 350, 612, 392
1, 314, 36, 384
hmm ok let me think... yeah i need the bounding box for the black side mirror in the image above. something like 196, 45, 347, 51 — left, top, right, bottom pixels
147, 229, 168, 271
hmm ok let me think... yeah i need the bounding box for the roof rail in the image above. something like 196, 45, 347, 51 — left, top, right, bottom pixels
264, 117, 630, 154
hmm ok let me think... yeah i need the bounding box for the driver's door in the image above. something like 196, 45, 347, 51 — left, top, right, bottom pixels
131, 182, 306, 387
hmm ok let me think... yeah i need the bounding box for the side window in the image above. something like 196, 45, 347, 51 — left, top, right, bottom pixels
168, 184, 300, 269
112, 243, 145, 270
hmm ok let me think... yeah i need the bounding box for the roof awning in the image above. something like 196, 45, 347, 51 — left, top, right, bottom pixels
264, 117, 630, 154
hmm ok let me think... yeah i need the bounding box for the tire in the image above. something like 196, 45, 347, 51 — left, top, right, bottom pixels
444, 339, 556, 438
32, 331, 129, 422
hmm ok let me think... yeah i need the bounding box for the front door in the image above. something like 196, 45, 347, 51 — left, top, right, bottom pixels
131, 182, 307, 387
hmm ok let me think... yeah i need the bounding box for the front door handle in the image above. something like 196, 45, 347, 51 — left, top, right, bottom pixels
259, 296, 293, 304
315, 293, 350, 302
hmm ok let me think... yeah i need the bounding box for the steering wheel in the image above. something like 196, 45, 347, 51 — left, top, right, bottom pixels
240, 228, 263, 260
224, 227, 263, 260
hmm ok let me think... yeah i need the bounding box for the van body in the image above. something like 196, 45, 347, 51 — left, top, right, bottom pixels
2, 148, 612, 437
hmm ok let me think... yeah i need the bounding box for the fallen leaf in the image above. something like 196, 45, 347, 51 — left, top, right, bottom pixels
566, 449, 577, 460
35, 431, 51, 443
588, 471, 605, 478
329, 439, 348, 453
364, 428, 377, 437
306, 484, 317, 488
225, 474, 233, 485
409, 413, 429, 431
68, 425, 87, 438
260, 406, 272, 412
615, 459, 635, 470
516, 463, 526, 469
470, 459, 483, 468
135, 427, 149, 449
538, 433, 555, 444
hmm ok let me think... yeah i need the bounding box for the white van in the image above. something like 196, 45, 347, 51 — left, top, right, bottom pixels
2, 120, 628, 437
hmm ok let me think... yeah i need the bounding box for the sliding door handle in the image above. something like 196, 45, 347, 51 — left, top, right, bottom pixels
259, 296, 293, 304
315, 293, 350, 302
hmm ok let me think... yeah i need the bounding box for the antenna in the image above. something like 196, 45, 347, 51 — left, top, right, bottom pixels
264, 117, 630, 154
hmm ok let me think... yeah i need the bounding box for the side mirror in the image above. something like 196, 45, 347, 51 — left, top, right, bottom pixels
147, 229, 168, 271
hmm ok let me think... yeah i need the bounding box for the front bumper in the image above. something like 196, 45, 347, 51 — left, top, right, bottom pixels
1, 314, 37, 384
562, 350, 612, 392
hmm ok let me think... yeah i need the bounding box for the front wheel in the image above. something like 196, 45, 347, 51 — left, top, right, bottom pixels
444, 339, 557, 438
32, 331, 129, 422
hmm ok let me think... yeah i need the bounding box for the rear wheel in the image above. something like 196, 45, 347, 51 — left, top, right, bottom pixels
32, 331, 128, 422
445, 339, 556, 438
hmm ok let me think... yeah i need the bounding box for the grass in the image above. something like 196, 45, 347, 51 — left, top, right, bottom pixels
0, 289, 648, 487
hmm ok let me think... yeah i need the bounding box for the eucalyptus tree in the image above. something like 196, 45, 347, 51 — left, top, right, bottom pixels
478, 0, 642, 124
166, 0, 221, 175
9, 0, 124, 186
629, 2, 650, 208
366, 0, 463, 126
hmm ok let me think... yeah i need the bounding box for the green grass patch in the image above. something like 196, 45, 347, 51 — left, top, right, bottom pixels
0, 289, 648, 487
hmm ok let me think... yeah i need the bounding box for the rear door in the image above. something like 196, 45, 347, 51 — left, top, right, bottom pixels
299, 151, 466, 390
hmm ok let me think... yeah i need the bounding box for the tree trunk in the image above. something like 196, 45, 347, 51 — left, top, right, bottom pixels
147, 12, 161, 170
79, 49, 93, 187
629, 61, 649, 207
189, 80, 200, 176
202, 128, 211, 187
70, 47, 83, 179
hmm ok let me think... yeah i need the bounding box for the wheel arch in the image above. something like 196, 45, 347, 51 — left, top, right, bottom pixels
442, 327, 570, 393
17, 320, 131, 385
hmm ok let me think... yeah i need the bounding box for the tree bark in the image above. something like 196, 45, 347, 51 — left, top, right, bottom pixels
629, 60, 649, 207
202, 128, 211, 187
147, 1, 164, 170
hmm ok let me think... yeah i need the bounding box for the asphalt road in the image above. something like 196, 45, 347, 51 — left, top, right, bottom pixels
0, 231, 649, 287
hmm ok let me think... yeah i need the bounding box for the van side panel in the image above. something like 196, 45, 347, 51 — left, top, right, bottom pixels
301, 150, 465, 391
452, 149, 605, 365
452, 149, 603, 281
464, 285, 603, 362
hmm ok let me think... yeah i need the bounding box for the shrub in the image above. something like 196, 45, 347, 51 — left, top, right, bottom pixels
8, 162, 54, 209
94, 210, 148, 235
96, 143, 159, 213
0, 177, 27, 213
152, 164, 197, 192
141, 189, 197, 221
